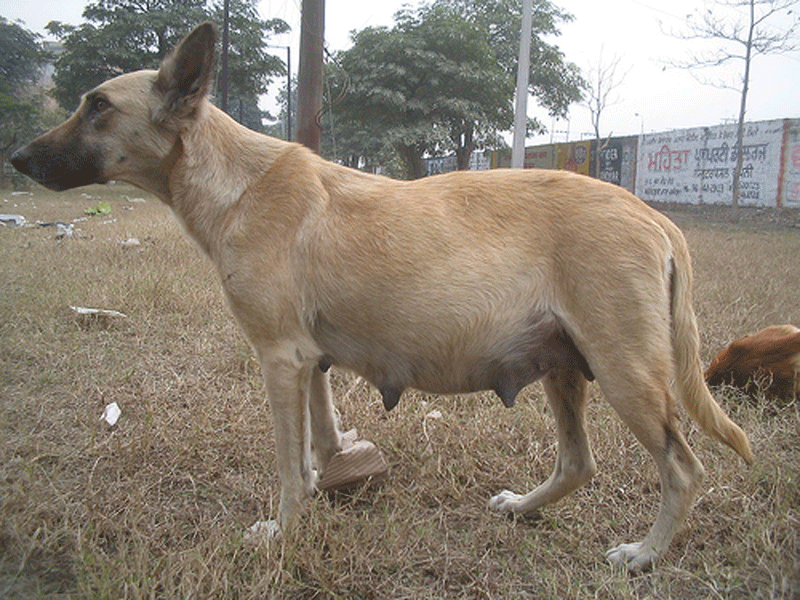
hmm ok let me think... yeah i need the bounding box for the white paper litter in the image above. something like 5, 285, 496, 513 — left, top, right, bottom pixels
0, 214, 26, 226
70, 306, 128, 319
100, 402, 121, 426
56, 222, 74, 238
244, 520, 281, 545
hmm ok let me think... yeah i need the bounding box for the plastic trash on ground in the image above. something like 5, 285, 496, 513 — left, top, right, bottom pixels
100, 402, 121, 426
0, 214, 26, 226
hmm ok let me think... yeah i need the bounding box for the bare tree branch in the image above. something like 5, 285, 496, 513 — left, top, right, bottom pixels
669, 0, 798, 67
667, 0, 799, 206
583, 48, 629, 177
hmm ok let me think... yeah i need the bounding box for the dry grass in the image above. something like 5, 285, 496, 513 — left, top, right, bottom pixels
1, 184, 798, 599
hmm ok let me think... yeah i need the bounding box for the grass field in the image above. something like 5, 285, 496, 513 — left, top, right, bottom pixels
1, 184, 798, 599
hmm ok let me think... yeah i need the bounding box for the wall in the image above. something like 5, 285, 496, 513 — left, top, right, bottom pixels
780, 119, 800, 207
593, 135, 638, 194
435, 118, 800, 207
426, 151, 490, 175
636, 119, 785, 206
555, 141, 591, 175
490, 146, 555, 169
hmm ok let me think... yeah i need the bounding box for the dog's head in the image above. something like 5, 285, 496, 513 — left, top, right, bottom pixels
10, 22, 217, 194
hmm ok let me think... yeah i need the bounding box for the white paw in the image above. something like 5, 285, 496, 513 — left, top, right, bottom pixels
606, 542, 658, 572
244, 520, 281, 545
488, 490, 524, 513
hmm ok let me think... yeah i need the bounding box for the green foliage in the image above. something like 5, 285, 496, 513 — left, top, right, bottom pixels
208, 0, 289, 132
264, 75, 296, 141
328, 0, 583, 178
0, 93, 38, 165
328, 25, 441, 177
0, 18, 53, 187
209, 1, 288, 100
47, 0, 288, 123
47, 1, 209, 111
0, 17, 46, 96
84, 201, 112, 216
439, 0, 584, 118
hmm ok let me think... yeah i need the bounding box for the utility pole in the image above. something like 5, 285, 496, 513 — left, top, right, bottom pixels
296, 0, 324, 152
511, 0, 533, 168
220, 0, 230, 113
287, 46, 292, 142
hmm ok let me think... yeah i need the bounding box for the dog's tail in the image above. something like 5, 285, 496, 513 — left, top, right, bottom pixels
669, 229, 754, 465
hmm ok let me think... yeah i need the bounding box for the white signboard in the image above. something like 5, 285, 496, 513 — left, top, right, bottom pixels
636, 120, 785, 206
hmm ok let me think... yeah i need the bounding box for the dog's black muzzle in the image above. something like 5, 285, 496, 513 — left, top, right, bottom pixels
10, 143, 104, 191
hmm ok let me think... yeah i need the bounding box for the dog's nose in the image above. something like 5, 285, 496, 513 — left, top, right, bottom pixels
10, 147, 30, 175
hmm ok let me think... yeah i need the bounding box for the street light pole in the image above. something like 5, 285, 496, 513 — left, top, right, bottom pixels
220, 0, 229, 113
287, 46, 292, 142
511, 0, 533, 168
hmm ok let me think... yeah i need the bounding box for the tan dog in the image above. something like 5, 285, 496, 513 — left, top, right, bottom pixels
706, 324, 800, 401
11, 23, 753, 572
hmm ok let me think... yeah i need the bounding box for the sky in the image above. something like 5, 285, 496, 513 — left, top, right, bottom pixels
2, 0, 799, 145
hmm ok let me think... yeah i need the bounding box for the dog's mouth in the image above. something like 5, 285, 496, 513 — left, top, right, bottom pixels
14, 174, 70, 191
11, 146, 105, 191
40, 180, 78, 192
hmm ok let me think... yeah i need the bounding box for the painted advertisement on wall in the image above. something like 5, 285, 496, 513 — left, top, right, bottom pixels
556, 141, 591, 175
780, 120, 800, 207
592, 136, 638, 194
636, 120, 785, 206
426, 151, 490, 175
490, 145, 555, 169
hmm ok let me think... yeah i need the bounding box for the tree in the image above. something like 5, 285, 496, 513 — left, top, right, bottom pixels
0, 18, 46, 96
671, 0, 799, 206
209, 0, 289, 130
408, 3, 516, 170
47, 0, 288, 126
584, 49, 628, 178
264, 75, 297, 141
0, 18, 51, 187
47, 0, 208, 111
330, 0, 582, 178
438, 0, 584, 131
330, 24, 447, 178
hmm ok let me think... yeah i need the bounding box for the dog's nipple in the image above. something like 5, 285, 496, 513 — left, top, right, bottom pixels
379, 386, 402, 411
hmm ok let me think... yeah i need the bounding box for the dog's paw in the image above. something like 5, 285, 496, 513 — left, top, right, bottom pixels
605, 542, 658, 573
488, 490, 524, 513
244, 520, 281, 546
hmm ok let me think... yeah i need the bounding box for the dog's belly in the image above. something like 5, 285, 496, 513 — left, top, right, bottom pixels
312, 311, 593, 410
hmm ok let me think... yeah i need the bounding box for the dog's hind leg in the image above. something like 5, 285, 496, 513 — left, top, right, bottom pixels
489, 366, 596, 515
308, 366, 343, 474
602, 379, 705, 572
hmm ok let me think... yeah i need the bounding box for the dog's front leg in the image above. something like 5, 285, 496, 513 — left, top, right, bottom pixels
261, 354, 318, 530
308, 366, 343, 474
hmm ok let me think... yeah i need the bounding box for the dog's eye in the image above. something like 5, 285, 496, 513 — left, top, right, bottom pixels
90, 96, 111, 114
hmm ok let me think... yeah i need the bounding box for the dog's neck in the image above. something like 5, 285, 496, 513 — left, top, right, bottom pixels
162, 102, 295, 257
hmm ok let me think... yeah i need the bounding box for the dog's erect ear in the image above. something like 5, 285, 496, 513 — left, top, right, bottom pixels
154, 22, 216, 123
